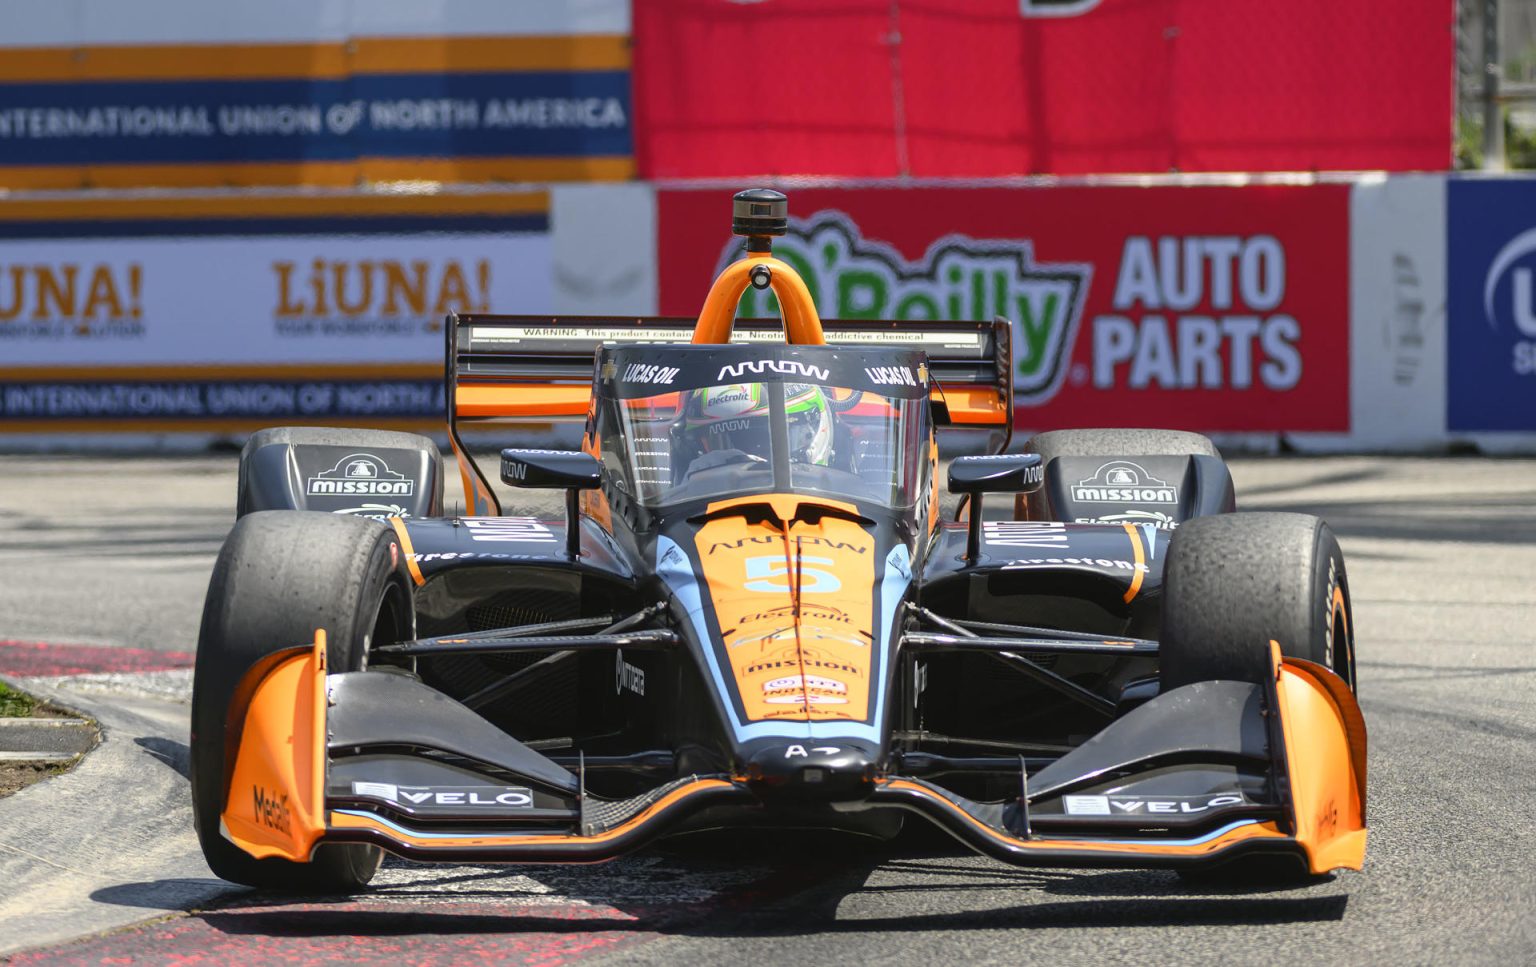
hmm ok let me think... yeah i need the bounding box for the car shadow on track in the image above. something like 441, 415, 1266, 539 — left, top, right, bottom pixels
86, 827, 1350, 944
1252, 494, 1536, 546
133, 736, 191, 780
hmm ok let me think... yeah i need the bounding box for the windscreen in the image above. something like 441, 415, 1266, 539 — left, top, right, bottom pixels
593, 347, 931, 510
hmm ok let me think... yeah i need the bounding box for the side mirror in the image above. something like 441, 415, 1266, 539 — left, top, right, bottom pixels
500, 449, 602, 490
947, 453, 1044, 495
947, 453, 1044, 564
500, 449, 601, 559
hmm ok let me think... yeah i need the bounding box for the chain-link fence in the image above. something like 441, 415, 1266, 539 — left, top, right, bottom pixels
1458, 0, 1536, 168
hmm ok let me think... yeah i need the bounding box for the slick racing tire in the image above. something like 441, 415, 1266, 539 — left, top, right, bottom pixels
190, 511, 414, 892
1160, 511, 1356, 693
1023, 428, 1221, 462
1159, 512, 1355, 885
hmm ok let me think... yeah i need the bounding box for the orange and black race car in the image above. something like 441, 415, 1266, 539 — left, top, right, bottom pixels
191, 189, 1365, 892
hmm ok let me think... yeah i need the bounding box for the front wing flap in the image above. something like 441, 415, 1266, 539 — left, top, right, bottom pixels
869, 646, 1366, 874
219, 639, 1364, 873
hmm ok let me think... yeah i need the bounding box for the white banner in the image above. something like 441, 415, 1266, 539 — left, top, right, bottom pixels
0, 234, 552, 367
0, 0, 629, 47
1348, 175, 1447, 448
552, 183, 656, 316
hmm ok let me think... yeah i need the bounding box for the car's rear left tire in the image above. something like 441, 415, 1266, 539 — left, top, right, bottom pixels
190, 511, 412, 891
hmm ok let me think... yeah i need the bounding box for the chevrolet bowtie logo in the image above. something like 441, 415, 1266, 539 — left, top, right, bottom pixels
600, 360, 618, 381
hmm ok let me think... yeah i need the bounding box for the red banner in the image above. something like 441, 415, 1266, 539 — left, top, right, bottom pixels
633, 0, 1452, 178
657, 185, 1350, 432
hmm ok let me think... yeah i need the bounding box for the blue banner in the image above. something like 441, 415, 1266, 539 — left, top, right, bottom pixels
1447, 178, 1536, 431
0, 71, 630, 167
0, 379, 444, 422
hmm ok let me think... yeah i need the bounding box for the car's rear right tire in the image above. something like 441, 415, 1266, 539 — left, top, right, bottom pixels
1024, 428, 1221, 462
190, 511, 412, 891
1016, 428, 1234, 524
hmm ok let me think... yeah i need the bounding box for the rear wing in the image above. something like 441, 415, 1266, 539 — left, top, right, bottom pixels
444, 313, 1013, 515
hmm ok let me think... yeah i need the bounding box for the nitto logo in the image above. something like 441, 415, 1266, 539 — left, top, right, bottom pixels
306, 452, 414, 497
1482, 227, 1536, 375
717, 359, 831, 382
717, 212, 1090, 404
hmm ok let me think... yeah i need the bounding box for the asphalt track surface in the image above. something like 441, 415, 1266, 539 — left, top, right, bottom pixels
0, 454, 1533, 965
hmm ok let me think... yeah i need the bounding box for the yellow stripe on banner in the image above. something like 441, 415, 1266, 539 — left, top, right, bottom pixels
0, 190, 548, 222
0, 418, 441, 435
0, 161, 360, 190
353, 35, 631, 74
0, 35, 629, 83
0, 157, 628, 192
359, 156, 633, 183
0, 43, 351, 82
0, 363, 439, 381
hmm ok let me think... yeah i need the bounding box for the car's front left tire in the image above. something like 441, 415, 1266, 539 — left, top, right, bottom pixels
1158, 511, 1357, 885
1160, 511, 1355, 692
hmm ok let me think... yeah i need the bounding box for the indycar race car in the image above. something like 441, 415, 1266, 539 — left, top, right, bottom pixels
191, 189, 1365, 891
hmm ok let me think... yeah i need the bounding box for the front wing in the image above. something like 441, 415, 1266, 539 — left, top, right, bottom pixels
220, 636, 1365, 875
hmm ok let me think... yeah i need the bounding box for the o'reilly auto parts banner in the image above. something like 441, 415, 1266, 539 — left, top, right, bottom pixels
1447, 179, 1536, 432
657, 186, 1350, 432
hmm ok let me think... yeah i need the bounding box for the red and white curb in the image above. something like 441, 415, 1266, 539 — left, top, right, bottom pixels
0, 641, 814, 964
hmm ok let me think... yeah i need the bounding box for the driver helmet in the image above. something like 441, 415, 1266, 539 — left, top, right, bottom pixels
683, 382, 833, 466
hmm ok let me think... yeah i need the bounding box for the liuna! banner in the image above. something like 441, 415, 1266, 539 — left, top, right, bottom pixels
657, 185, 1350, 433
0, 192, 552, 432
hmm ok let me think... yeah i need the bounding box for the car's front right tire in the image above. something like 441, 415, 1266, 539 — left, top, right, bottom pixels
190, 511, 412, 891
